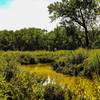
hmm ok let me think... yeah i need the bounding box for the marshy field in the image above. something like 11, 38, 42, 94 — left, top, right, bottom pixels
0, 48, 100, 100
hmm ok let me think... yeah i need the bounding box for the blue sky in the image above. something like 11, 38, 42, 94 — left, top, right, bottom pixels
0, 0, 11, 7
0, 0, 59, 31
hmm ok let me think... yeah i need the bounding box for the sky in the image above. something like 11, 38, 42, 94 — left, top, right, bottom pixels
0, 0, 59, 31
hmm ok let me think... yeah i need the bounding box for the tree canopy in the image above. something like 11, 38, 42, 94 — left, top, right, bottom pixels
48, 0, 100, 47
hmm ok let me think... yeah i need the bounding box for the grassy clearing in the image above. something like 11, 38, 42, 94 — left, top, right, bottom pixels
18, 64, 98, 99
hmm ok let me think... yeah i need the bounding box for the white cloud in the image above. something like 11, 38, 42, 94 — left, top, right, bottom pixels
0, 0, 58, 31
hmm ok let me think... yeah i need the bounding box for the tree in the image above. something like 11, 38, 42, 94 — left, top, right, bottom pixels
51, 26, 68, 50
48, 0, 99, 47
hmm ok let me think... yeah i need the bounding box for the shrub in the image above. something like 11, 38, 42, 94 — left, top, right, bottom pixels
51, 61, 60, 70
69, 54, 86, 65
2, 54, 18, 82
44, 84, 65, 100
18, 54, 38, 65
10, 72, 46, 100
68, 48, 88, 65
82, 52, 100, 79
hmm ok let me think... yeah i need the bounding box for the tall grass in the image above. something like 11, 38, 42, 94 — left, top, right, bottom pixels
0, 48, 100, 99
18, 64, 99, 99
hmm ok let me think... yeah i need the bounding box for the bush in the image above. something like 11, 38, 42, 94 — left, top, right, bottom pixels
9, 72, 46, 100
44, 84, 65, 100
2, 54, 18, 82
69, 53, 86, 65
82, 53, 100, 79
18, 54, 38, 65
52, 51, 86, 77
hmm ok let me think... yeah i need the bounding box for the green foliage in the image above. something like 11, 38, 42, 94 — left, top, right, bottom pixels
0, 49, 100, 99
11, 72, 46, 100
50, 48, 100, 79
48, 0, 100, 47
18, 53, 38, 65
0, 26, 99, 50
0, 49, 100, 80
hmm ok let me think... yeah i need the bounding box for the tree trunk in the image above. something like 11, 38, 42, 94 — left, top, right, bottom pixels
84, 26, 89, 48
79, 8, 89, 48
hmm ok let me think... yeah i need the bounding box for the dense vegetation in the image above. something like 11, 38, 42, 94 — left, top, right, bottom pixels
0, 0, 100, 99
0, 26, 99, 51
48, 0, 100, 48
0, 49, 100, 99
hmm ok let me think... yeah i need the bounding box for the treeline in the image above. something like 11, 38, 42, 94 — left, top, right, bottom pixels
0, 26, 99, 51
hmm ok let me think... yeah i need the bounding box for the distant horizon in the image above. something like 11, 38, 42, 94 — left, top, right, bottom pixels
0, 0, 59, 31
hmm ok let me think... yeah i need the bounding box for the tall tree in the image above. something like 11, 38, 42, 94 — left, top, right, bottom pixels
48, 0, 99, 47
